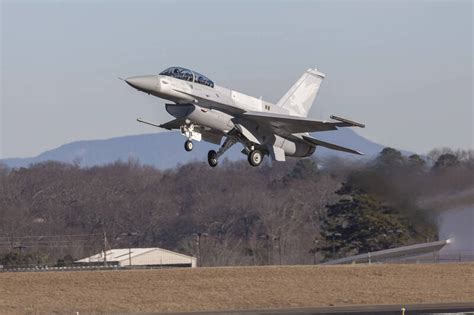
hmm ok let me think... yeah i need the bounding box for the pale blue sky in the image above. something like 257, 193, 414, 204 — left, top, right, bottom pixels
1, 0, 472, 158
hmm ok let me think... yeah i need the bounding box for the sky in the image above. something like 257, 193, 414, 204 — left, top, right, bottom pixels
1, 0, 472, 159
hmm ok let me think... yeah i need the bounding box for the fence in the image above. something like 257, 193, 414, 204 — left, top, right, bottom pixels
0, 263, 193, 273
384, 250, 474, 264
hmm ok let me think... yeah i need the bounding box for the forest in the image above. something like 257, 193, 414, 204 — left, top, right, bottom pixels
0, 147, 472, 267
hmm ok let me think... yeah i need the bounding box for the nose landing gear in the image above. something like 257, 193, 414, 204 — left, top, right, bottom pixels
184, 140, 193, 152
181, 123, 200, 152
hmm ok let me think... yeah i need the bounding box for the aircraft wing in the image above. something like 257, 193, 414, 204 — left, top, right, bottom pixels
137, 117, 224, 145
137, 117, 185, 130
242, 111, 364, 135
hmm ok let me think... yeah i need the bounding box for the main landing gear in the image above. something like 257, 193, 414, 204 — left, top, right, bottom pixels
184, 140, 193, 152
207, 150, 218, 167
207, 139, 265, 168
207, 137, 236, 167
247, 149, 263, 167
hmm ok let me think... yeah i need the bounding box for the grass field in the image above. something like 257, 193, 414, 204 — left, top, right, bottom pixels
0, 263, 473, 314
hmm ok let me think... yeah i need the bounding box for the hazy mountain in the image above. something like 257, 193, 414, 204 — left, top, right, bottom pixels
2, 129, 390, 169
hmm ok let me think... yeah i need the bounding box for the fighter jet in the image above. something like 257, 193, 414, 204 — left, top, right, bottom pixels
124, 66, 365, 167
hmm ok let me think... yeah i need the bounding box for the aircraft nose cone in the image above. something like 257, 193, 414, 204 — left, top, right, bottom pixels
125, 75, 158, 93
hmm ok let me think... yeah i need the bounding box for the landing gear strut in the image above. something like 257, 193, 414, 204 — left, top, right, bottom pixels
207, 137, 236, 167
184, 140, 193, 152
248, 149, 263, 167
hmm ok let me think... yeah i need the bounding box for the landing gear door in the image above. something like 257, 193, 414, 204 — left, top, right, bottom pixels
180, 125, 202, 142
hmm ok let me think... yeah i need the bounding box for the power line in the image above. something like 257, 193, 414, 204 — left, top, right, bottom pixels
0, 233, 102, 239
0, 244, 97, 248
0, 240, 95, 245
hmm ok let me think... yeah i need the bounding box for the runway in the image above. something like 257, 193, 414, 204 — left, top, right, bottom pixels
154, 302, 474, 315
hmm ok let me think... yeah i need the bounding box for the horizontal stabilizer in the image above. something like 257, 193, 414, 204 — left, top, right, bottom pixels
330, 115, 365, 128
302, 135, 363, 156
137, 117, 184, 130
243, 111, 365, 136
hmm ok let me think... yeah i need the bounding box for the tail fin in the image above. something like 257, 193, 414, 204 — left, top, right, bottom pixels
276, 68, 325, 117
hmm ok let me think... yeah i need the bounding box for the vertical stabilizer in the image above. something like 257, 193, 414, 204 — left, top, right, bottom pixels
276, 68, 325, 117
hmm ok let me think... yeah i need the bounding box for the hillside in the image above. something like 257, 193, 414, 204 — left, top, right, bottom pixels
2, 128, 388, 169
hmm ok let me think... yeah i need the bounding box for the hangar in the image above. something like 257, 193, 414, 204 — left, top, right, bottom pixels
76, 247, 196, 268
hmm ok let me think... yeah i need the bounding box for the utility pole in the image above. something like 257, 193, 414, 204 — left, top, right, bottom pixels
313, 239, 320, 264
328, 232, 341, 257
260, 234, 271, 265
274, 236, 282, 265
194, 232, 208, 267
332, 234, 336, 256
116, 232, 139, 267
103, 231, 108, 266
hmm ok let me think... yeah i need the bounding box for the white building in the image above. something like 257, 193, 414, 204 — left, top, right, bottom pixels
76, 247, 196, 268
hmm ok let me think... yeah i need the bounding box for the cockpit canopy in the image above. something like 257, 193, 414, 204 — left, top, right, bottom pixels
159, 67, 214, 88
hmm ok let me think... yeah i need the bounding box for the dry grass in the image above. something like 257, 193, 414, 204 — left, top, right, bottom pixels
0, 263, 473, 314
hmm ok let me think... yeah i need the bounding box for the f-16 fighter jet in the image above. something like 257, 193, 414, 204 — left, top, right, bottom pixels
124, 66, 365, 167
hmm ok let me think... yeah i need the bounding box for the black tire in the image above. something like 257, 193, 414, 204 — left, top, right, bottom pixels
248, 150, 263, 167
207, 150, 218, 167
184, 140, 193, 152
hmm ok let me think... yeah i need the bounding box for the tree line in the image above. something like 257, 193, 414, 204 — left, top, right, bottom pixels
0, 147, 472, 267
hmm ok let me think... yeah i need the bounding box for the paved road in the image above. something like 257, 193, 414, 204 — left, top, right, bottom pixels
151, 302, 474, 315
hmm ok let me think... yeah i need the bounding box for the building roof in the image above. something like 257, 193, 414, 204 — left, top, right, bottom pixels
323, 239, 451, 265
76, 247, 196, 266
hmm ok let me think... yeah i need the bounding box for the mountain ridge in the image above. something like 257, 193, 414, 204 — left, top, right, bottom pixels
1, 129, 396, 169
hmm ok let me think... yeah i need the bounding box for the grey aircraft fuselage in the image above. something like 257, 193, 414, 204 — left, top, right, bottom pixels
124, 66, 365, 167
